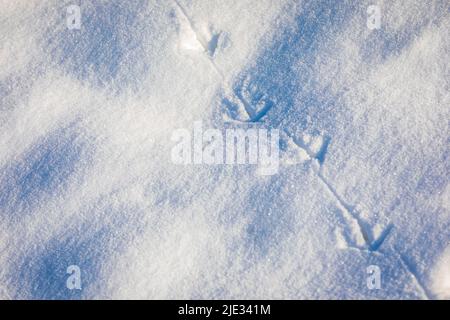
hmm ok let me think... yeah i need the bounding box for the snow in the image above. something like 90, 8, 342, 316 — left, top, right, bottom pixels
431, 245, 450, 299
0, 0, 449, 299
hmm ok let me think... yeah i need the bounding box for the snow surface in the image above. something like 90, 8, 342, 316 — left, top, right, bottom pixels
0, 0, 449, 299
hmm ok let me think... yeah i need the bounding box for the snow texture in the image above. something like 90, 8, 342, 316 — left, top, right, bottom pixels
0, 0, 449, 299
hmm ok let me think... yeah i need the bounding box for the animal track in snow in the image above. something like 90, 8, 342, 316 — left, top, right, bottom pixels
220, 86, 395, 251
175, 0, 228, 58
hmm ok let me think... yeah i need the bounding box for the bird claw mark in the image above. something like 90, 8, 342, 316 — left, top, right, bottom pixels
285, 130, 395, 251
394, 246, 433, 299
279, 132, 311, 165
369, 223, 394, 251
221, 95, 251, 123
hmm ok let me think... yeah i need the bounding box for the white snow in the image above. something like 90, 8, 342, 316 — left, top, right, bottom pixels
0, 0, 448, 299
431, 245, 450, 299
